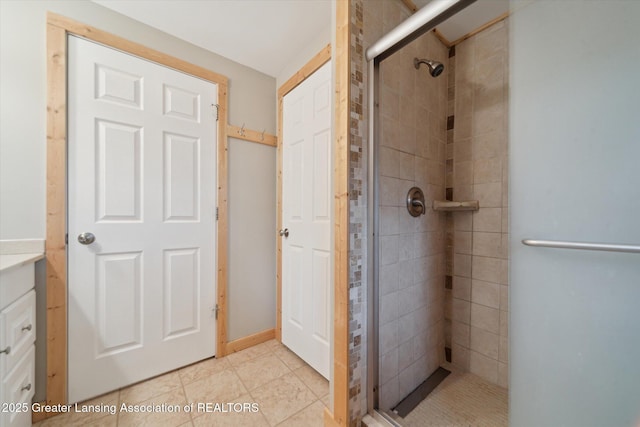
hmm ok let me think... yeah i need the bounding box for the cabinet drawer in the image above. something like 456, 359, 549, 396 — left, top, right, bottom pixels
0, 291, 35, 376
0, 264, 34, 312
1, 345, 34, 427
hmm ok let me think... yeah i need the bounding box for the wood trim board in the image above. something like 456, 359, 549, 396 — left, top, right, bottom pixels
45, 19, 68, 411
396, 0, 509, 47
277, 44, 332, 99
329, 0, 350, 425
216, 86, 230, 359
432, 28, 452, 48
225, 328, 275, 354
45, 12, 229, 416
47, 13, 228, 84
227, 124, 277, 147
449, 11, 509, 46
275, 43, 331, 343
401, 0, 418, 13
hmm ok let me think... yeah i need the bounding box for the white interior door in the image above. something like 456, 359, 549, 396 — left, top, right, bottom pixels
68, 36, 217, 403
282, 61, 332, 379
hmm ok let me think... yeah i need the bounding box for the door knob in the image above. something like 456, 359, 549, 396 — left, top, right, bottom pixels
78, 232, 96, 245
279, 228, 289, 238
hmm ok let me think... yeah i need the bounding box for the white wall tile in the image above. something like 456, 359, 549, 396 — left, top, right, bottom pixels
380, 292, 399, 325
474, 182, 502, 207
473, 207, 502, 232
452, 320, 470, 346
379, 348, 399, 384
452, 299, 471, 324
473, 157, 502, 184
380, 235, 399, 266
398, 233, 415, 261
379, 206, 399, 236
453, 253, 472, 277
472, 232, 503, 258
380, 176, 400, 206
500, 309, 509, 337
379, 376, 399, 410
397, 151, 415, 181
499, 334, 508, 363
380, 319, 399, 356
499, 284, 509, 311
398, 259, 414, 289
397, 338, 413, 373
380, 146, 400, 178
470, 326, 499, 359
497, 361, 508, 389
452, 276, 471, 301
379, 263, 399, 296
470, 350, 498, 384
472, 279, 500, 309
471, 303, 500, 334
452, 343, 470, 370
472, 255, 502, 283
454, 231, 472, 254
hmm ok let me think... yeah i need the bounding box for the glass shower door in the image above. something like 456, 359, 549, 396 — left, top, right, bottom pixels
509, 1, 640, 426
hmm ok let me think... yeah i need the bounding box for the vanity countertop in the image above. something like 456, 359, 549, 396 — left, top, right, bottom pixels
0, 252, 45, 272
0, 239, 45, 272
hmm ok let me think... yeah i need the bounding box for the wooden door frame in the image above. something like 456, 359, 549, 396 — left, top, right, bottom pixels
275, 44, 331, 342
44, 12, 229, 414
275, 40, 350, 427
325, 0, 349, 425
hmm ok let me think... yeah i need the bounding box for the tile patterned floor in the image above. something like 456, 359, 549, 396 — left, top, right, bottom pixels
33, 340, 328, 427
397, 366, 508, 427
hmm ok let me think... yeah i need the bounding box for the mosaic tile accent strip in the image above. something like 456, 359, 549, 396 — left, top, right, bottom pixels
446, 188, 454, 201
348, 0, 367, 424
445, 347, 452, 362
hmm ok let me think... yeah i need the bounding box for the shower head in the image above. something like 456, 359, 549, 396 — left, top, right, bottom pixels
414, 58, 444, 77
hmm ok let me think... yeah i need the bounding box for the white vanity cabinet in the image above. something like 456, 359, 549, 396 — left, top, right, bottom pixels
0, 261, 38, 427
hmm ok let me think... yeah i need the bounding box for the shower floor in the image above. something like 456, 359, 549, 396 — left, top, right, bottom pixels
395, 365, 508, 427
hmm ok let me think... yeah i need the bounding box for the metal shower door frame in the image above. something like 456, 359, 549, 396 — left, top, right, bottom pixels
365, 0, 478, 417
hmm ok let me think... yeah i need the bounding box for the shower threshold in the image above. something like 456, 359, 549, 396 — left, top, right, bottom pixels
392, 366, 451, 417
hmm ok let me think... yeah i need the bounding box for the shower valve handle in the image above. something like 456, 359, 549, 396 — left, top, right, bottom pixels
411, 199, 425, 210
407, 187, 426, 217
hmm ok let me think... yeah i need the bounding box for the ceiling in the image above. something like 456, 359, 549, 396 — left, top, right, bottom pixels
92, 0, 332, 78
93, 0, 507, 78
417, 0, 509, 43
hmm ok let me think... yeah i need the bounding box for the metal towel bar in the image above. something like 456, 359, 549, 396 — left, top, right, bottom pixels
522, 239, 640, 254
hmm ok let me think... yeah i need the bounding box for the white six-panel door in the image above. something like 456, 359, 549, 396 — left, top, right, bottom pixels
282, 61, 332, 379
68, 36, 217, 403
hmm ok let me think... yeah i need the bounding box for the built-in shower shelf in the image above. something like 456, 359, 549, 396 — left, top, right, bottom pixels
432, 200, 479, 211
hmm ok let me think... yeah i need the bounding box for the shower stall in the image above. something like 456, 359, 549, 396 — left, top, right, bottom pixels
372, 32, 449, 413
363, 0, 510, 423
349, 0, 640, 425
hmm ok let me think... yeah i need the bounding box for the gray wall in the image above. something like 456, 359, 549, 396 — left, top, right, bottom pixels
0, 0, 276, 400
276, 27, 331, 90
228, 138, 276, 340
0, 0, 277, 238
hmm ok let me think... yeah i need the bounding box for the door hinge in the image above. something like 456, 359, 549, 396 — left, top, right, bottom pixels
211, 103, 219, 121
213, 304, 219, 320
215, 207, 219, 220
